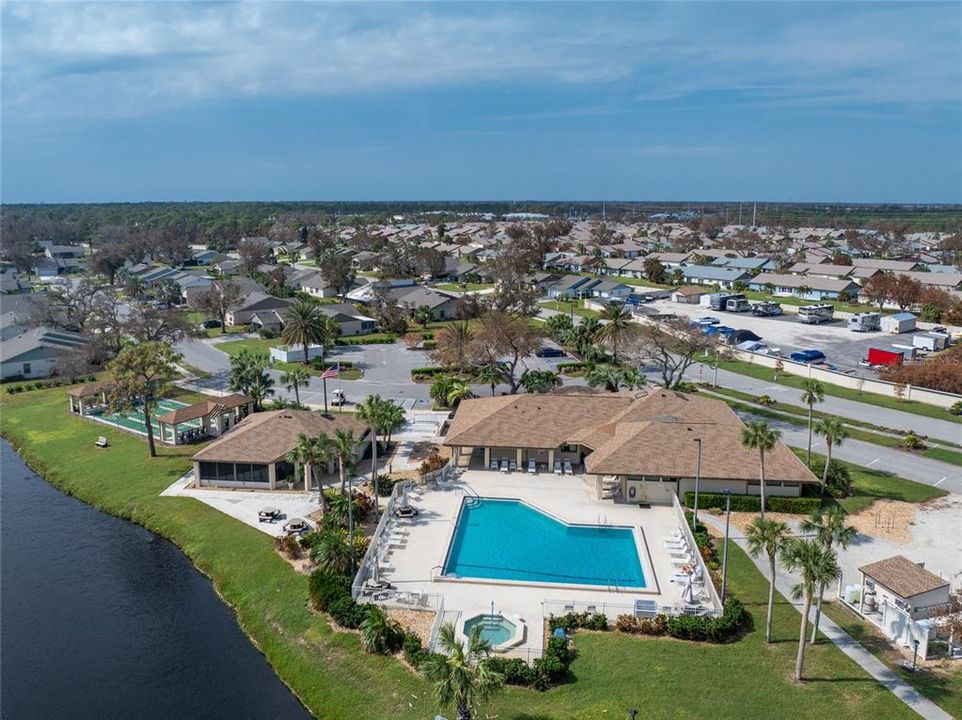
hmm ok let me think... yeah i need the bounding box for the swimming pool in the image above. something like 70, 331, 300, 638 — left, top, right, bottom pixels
443, 498, 646, 588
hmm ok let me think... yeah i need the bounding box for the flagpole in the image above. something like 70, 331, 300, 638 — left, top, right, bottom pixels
322, 376, 328, 414
337, 363, 342, 413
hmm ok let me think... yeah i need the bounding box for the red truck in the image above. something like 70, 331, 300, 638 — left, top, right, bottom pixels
864, 347, 904, 367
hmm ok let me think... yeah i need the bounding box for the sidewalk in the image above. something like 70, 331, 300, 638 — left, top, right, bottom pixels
701, 514, 953, 720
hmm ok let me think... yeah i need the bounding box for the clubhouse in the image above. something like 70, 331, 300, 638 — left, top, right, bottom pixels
443, 389, 817, 505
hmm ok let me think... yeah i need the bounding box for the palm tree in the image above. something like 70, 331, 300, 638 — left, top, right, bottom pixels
380, 401, 406, 448
800, 507, 857, 644
584, 363, 622, 392
595, 304, 638, 362
331, 428, 356, 495
429, 375, 457, 408
741, 420, 781, 519
745, 517, 791, 644
473, 362, 508, 396
421, 623, 504, 720
360, 606, 402, 654
574, 317, 602, 355
282, 298, 326, 365
446, 379, 475, 408
520, 369, 562, 394
413, 304, 433, 328
436, 321, 475, 372
800, 380, 825, 466
781, 538, 840, 681
280, 366, 310, 406
247, 367, 275, 411
309, 528, 354, 575
356, 395, 388, 515
813, 417, 848, 495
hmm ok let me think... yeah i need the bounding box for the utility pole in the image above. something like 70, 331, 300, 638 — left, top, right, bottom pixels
692, 438, 703, 527
752, 202, 757, 228
721, 490, 731, 604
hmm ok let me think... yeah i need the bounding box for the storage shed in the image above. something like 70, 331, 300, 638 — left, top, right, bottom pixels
880, 312, 916, 334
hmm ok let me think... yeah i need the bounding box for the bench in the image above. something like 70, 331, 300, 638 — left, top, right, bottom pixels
95, 436, 109, 448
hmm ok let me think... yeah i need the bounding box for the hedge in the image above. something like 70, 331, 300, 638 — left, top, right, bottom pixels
410, 366, 457, 378
336, 334, 396, 345
4, 374, 98, 394
556, 361, 588, 372
309, 358, 356, 370
665, 598, 747, 643
683, 491, 821, 515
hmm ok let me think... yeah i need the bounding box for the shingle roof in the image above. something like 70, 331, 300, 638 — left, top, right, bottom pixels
859, 555, 949, 598
444, 390, 817, 484
192, 410, 367, 464
156, 394, 252, 425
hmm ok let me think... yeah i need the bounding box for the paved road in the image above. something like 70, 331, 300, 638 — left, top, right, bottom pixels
732, 410, 962, 495
687, 362, 962, 445
701, 514, 953, 720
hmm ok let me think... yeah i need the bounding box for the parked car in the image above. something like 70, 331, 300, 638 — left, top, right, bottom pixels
201, 319, 222, 329
790, 349, 826, 364
535, 346, 565, 357
695, 316, 721, 325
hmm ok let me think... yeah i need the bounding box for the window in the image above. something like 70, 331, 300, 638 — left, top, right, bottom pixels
199, 461, 218, 481
275, 461, 295, 484
22, 363, 31, 375
216, 462, 235, 483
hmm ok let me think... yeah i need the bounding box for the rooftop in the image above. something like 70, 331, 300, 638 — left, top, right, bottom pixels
859, 555, 949, 599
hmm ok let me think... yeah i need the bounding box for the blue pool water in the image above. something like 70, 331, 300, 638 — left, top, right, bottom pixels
443, 498, 646, 588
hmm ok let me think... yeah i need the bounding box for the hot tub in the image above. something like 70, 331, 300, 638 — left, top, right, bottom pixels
457, 613, 526, 652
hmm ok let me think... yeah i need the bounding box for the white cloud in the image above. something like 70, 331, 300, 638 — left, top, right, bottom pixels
1, 2, 958, 119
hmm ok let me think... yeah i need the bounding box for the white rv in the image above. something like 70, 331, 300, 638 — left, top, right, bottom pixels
848, 312, 881, 332
798, 304, 834, 324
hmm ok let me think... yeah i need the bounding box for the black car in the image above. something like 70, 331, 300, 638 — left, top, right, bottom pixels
535, 346, 565, 358
201, 319, 222, 329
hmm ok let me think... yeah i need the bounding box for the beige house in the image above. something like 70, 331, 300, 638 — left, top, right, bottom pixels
858, 556, 951, 621
443, 390, 817, 505
191, 409, 370, 490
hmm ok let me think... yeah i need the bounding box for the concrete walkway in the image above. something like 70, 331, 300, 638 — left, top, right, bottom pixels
701, 515, 953, 720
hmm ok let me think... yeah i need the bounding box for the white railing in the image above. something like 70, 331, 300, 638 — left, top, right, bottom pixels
351, 479, 413, 600
672, 493, 724, 616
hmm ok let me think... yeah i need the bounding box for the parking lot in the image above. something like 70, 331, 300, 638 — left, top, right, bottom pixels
644, 298, 928, 373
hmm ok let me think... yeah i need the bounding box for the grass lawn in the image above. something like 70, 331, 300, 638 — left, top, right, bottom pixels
789, 449, 947, 514
0, 387, 924, 720
540, 300, 600, 318
717, 358, 962, 425
821, 601, 962, 718
434, 282, 493, 292
216, 339, 364, 380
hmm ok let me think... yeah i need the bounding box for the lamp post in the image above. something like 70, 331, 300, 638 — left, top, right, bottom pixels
912, 639, 920, 671
713, 347, 719, 388
692, 438, 703, 528
629, 710, 638, 720
721, 490, 731, 604
347, 472, 356, 575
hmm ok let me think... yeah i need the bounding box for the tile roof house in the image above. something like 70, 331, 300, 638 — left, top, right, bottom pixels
443, 390, 816, 505
191, 409, 371, 490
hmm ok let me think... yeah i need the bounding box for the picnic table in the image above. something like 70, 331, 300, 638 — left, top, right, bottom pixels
258, 506, 281, 523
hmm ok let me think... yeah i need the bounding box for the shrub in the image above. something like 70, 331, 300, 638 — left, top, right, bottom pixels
410, 366, 457, 378
674, 381, 699, 393
903, 430, 926, 450
309, 358, 355, 371
257, 327, 278, 339
274, 534, 302, 558
950, 400, 962, 416
488, 657, 538, 686
373, 474, 401, 497
360, 606, 405, 654
418, 453, 447, 475
614, 613, 668, 635
807, 458, 852, 498
556, 361, 587, 373
548, 612, 608, 632
402, 632, 429, 668
755, 394, 774, 406
422, 340, 437, 350
328, 596, 371, 629
683, 491, 820, 515
666, 598, 747, 643
307, 570, 352, 612
337, 335, 395, 345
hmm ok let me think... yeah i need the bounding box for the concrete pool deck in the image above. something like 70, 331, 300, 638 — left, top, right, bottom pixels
374, 470, 714, 657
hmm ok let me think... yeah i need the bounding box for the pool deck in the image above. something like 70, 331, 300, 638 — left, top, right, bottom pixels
376, 470, 712, 657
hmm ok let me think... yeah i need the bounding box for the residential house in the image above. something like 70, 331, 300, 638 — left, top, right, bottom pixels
318, 304, 376, 336
545, 275, 598, 299
388, 285, 456, 320
671, 286, 709, 304
896, 271, 962, 291
1, 328, 89, 380
749, 272, 861, 300
851, 258, 921, 273
644, 252, 692, 268
226, 295, 295, 329
711, 257, 777, 273
443, 390, 817, 504
299, 271, 339, 298
678, 266, 752, 289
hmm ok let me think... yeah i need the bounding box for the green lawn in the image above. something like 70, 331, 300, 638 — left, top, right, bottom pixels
0, 387, 924, 720
717, 358, 962, 424
216, 339, 364, 380
789, 449, 947, 514
540, 300, 600, 318
434, 282, 494, 292
821, 601, 962, 718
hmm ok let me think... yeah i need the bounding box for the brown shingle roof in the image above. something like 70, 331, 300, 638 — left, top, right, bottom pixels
157, 395, 252, 425
859, 556, 949, 598
65, 380, 116, 398
444, 390, 818, 484
192, 410, 367, 464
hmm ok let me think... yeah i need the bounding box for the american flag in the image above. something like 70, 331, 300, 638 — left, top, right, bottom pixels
320, 364, 339, 379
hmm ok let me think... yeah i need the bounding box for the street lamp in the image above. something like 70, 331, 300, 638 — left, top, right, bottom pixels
628, 710, 638, 720
912, 639, 920, 671
692, 438, 703, 528
721, 490, 731, 604
347, 472, 356, 575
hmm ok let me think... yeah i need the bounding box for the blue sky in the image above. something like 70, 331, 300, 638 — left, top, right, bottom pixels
2, 2, 960, 203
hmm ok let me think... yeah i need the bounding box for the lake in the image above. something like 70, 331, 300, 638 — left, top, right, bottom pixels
0, 439, 313, 720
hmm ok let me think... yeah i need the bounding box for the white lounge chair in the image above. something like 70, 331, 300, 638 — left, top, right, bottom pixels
489, 458, 499, 470
664, 539, 689, 550
509, 458, 518, 472
563, 460, 573, 475
554, 460, 563, 474
527, 459, 536, 473
500, 459, 509, 473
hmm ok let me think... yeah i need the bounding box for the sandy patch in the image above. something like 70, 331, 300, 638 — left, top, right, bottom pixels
846, 500, 918, 544
386, 608, 435, 643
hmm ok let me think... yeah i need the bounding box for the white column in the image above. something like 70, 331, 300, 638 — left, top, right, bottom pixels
483, 447, 490, 468
548, 449, 555, 468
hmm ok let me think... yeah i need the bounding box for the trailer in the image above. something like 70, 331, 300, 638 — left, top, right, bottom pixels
880, 312, 916, 334
847, 312, 881, 332
751, 301, 783, 317
912, 334, 947, 352
865, 347, 904, 367
798, 304, 834, 324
